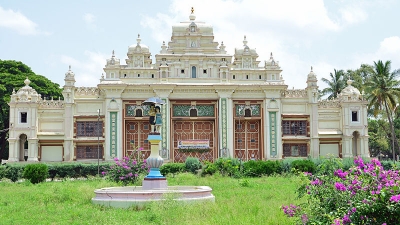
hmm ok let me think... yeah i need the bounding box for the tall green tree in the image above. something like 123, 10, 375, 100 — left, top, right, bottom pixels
365, 60, 400, 161
321, 69, 347, 99
0, 60, 63, 163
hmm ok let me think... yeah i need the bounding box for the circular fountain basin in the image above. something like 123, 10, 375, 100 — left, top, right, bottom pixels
92, 186, 215, 208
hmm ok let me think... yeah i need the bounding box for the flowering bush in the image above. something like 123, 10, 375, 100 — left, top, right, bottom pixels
102, 147, 150, 186
282, 157, 400, 224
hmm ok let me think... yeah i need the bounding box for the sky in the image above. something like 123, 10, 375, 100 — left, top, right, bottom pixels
1, 0, 399, 90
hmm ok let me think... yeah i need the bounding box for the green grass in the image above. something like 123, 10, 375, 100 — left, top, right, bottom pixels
0, 173, 300, 225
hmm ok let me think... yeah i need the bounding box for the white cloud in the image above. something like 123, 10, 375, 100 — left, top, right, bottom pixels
352, 36, 400, 71
83, 13, 95, 24
339, 5, 368, 25
60, 51, 108, 87
0, 6, 50, 35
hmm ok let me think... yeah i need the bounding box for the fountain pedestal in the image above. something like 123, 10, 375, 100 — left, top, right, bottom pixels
142, 134, 167, 189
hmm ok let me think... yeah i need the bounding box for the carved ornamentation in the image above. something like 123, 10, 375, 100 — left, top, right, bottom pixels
75, 87, 99, 96
281, 89, 307, 98
318, 99, 341, 108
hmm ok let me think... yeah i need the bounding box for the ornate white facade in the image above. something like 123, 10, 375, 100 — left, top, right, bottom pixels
7, 11, 369, 162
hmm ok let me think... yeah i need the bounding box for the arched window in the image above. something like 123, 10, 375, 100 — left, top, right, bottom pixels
244, 108, 251, 117
135, 109, 143, 117
190, 108, 197, 117
191, 66, 197, 78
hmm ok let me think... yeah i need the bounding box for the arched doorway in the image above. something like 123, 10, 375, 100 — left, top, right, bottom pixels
19, 134, 28, 161
352, 131, 360, 156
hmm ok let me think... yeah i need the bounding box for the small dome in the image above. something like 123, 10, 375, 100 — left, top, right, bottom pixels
128, 34, 149, 53
307, 66, 316, 80
340, 80, 361, 100
65, 65, 75, 78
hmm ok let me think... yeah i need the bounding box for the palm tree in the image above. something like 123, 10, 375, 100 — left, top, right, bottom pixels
321, 69, 347, 99
365, 60, 400, 161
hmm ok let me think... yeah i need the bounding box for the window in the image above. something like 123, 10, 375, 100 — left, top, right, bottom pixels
233, 75, 236, 79
135, 109, 143, 117
190, 108, 197, 117
138, 74, 140, 77
20, 112, 27, 123
246, 75, 249, 79
191, 66, 197, 78
181, 69, 185, 74
259, 75, 262, 79
283, 144, 307, 157
203, 69, 207, 74
282, 121, 307, 136
352, 111, 358, 122
76, 145, 103, 159
76, 121, 103, 137
244, 109, 251, 117
151, 74, 154, 78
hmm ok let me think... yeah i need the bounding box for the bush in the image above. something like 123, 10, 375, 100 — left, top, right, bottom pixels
3, 164, 24, 182
23, 164, 48, 184
283, 157, 400, 224
214, 158, 240, 176
102, 156, 149, 186
291, 160, 316, 173
243, 160, 281, 177
0, 166, 5, 179
201, 161, 217, 176
185, 157, 202, 174
160, 163, 186, 176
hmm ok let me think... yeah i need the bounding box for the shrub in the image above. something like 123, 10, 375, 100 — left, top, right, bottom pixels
0, 166, 5, 179
23, 164, 48, 184
102, 156, 149, 186
4, 164, 24, 182
185, 157, 202, 174
283, 157, 400, 224
214, 158, 240, 176
291, 160, 316, 173
243, 160, 281, 177
160, 163, 186, 176
201, 161, 217, 176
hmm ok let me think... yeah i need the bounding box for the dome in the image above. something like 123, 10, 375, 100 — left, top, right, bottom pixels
65, 65, 75, 78
128, 34, 150, 53
340, 80, 361, 100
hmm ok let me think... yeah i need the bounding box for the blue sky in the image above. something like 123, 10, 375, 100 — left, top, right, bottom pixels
1, 0, 399, 90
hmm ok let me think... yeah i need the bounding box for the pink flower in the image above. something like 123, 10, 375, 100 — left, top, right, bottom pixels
335, 182, 346, 191
389, 194, 400, 203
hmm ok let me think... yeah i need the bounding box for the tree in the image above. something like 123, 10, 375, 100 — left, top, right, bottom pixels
0, 60, 63, 163
321, 69, 347, 99
365, 60, 400, 161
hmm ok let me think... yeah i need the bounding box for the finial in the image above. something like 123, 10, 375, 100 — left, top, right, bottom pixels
138, 34, 140, 38
311, 66, 313, 71
137, 34, 141, 45
243, 35, 248, 46
221, 41, 224, 46
162, 41, 165, 45
270, 52, 273, 59
191, 7, 194, 14
69, 65, 71, 70
112, 50, 115, 57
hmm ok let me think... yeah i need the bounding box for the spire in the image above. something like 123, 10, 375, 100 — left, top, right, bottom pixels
137, 34, 141, 45
243, 35, 248, 46
270, 52, 273, 59
112, 50, 115, 58
189, 7, 196, 20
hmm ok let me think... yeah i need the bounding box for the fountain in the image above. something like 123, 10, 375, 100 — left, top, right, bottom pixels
92, 98, 215, 208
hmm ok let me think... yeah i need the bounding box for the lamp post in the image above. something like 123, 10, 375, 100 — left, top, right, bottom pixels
97, 109, 100, 176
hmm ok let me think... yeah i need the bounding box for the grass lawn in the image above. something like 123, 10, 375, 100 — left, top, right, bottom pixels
0, 173, 300, 225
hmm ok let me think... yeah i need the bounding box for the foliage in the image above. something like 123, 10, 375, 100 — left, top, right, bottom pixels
365, 60, 400, 160
290, 160, 316, 173
185, 157, 202, 174
0, 60, 63, 162
321, 69, 347, 99
214, 157, 241, 176
283, 157, 400, 224
201, 161, 218, 176
23, 163, 48, 184
243, 160, 281, 177
160, 163, 186, 176
102, 154, 149, 186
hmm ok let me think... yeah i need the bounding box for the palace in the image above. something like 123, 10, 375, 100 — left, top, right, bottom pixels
7, 10, 369, 162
